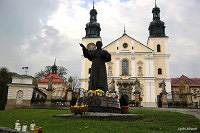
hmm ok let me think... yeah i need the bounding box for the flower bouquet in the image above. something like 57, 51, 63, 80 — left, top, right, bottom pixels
70, 105, 88, 115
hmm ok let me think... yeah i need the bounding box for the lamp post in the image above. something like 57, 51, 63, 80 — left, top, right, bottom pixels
22, 67, 28, 75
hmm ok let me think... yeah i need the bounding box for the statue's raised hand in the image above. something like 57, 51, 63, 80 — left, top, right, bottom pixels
80, 43, 84, 48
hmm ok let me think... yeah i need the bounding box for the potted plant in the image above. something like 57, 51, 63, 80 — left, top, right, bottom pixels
119, 95, 129, 114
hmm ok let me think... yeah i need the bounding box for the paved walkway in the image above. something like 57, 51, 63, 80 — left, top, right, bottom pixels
129, 107, 200, 119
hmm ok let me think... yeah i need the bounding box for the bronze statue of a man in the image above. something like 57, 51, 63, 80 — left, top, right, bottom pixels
80, 41, 111, 92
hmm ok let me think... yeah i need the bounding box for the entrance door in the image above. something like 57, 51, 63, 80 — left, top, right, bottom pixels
16, 90, 23, 104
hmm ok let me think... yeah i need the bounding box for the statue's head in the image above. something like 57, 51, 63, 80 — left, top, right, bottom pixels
96, 41, 102, 49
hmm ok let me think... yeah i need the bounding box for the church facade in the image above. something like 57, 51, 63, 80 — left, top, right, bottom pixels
80, 3, 171, 107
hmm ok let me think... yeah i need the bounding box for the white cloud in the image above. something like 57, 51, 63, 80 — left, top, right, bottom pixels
0, 0, 200, 78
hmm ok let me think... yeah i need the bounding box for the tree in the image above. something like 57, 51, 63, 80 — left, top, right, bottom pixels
34, 66, 68, 83
72, 76, 80, 91
0, 67, 13, 110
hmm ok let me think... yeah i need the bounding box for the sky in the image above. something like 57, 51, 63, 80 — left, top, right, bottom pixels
0, 0, 199, 78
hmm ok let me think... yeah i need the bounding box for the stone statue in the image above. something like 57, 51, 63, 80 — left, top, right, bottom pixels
68, 76, 73, 90
80, 41, 111, 92
134, 78, 140, 91
109, 78, 115, 92
161, 80, 166, 92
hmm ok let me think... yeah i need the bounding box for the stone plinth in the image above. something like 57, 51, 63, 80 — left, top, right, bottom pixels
161, 91, 168, 108
77, 96, 121, 113
134, 90, 141, 107
67, 91, 73, 101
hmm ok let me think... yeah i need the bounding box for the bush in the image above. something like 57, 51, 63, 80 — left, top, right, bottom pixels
174, 102, 181, 107
70, 97, 77, 106
119, 95, 128, 106
182, 102, 187, 107
168, 102, 173, 107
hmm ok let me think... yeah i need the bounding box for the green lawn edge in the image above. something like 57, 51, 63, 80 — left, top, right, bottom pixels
0, 109, 199, 133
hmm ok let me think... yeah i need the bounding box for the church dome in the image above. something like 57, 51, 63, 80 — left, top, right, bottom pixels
148, 4, 166, 38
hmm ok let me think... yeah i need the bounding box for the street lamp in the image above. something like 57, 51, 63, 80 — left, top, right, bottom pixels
22, 67, 28, 75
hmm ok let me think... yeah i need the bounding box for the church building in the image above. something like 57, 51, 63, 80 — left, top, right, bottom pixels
80, 3, 171, 107
37, 62, 67, 100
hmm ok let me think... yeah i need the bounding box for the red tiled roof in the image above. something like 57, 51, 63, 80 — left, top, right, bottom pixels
37, 74, 64, 83
171, 75, 200, 87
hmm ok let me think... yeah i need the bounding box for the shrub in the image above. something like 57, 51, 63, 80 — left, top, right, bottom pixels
174, 101, 181, 107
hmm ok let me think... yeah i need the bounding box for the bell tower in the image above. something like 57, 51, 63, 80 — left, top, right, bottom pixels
147, 1, 171, 95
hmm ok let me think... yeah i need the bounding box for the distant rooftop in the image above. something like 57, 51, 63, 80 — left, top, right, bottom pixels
171, 75, 200, 87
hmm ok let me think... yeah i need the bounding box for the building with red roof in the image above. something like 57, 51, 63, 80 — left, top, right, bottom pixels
171, 75, 200, 108
37, 62, 68, 100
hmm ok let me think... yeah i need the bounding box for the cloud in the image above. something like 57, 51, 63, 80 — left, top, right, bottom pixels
0, 0, 200, 78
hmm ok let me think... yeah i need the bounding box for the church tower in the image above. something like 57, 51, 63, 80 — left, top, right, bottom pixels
51, 60, 57, 74
80, 2, 102, 90
147, 2, 171, 94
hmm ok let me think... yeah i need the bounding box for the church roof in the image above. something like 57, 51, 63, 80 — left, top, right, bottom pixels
103, 33, 154, 51
37, 74, 64, 83
171, 75, 200, 87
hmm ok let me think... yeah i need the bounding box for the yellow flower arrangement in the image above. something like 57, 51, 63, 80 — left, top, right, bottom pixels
86, 89, 105, 96
71, 104, 88, 109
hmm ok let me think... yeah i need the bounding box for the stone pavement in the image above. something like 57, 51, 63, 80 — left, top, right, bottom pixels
129, 107, 200, 120
54, 112, 139, 121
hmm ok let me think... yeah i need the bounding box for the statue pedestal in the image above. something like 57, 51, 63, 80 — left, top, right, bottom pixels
134, 90, 141, 107
67, 90, 73, 101
161, 91, 168, 108
77, 96, 121, 113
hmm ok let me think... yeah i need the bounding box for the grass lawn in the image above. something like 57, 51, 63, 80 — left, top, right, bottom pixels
0, 109, 200, 133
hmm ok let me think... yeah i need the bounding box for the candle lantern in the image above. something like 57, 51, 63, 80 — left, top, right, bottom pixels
30, 120, 35, 131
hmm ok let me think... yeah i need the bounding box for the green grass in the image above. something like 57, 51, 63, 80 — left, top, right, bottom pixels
0, 109, 200, 133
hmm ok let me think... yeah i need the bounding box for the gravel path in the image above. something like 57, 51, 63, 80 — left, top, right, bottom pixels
129, 107, 200, 120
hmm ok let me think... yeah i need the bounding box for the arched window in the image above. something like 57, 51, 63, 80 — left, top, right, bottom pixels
122, 60, 129, 75
138, 66, 143, 76
158, 68, 162, 75
157, 44, 161, 52
16, 90, 23, 104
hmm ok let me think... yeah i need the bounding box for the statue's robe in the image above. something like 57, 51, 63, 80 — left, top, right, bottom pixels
82, 48, 111, 92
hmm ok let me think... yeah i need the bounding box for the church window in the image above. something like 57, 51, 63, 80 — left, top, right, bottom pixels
158, 68, 162, 75
123, 43, 128, 48
122, 60, 129, 75
157, 44, 161, 52
117, 47, 119, 50
132, 46, 134, 50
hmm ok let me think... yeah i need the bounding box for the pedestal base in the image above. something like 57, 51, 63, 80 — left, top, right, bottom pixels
77, 96, 121, 113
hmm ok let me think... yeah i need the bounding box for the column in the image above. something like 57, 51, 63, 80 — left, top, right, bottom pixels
116, 55, 120, 77
165, 57, 170, 79
149, 55, 155, 77
131, 56, 135, 77
145, 80, 150, 102
150, 80, 156, 103
145, 55, 150, 77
